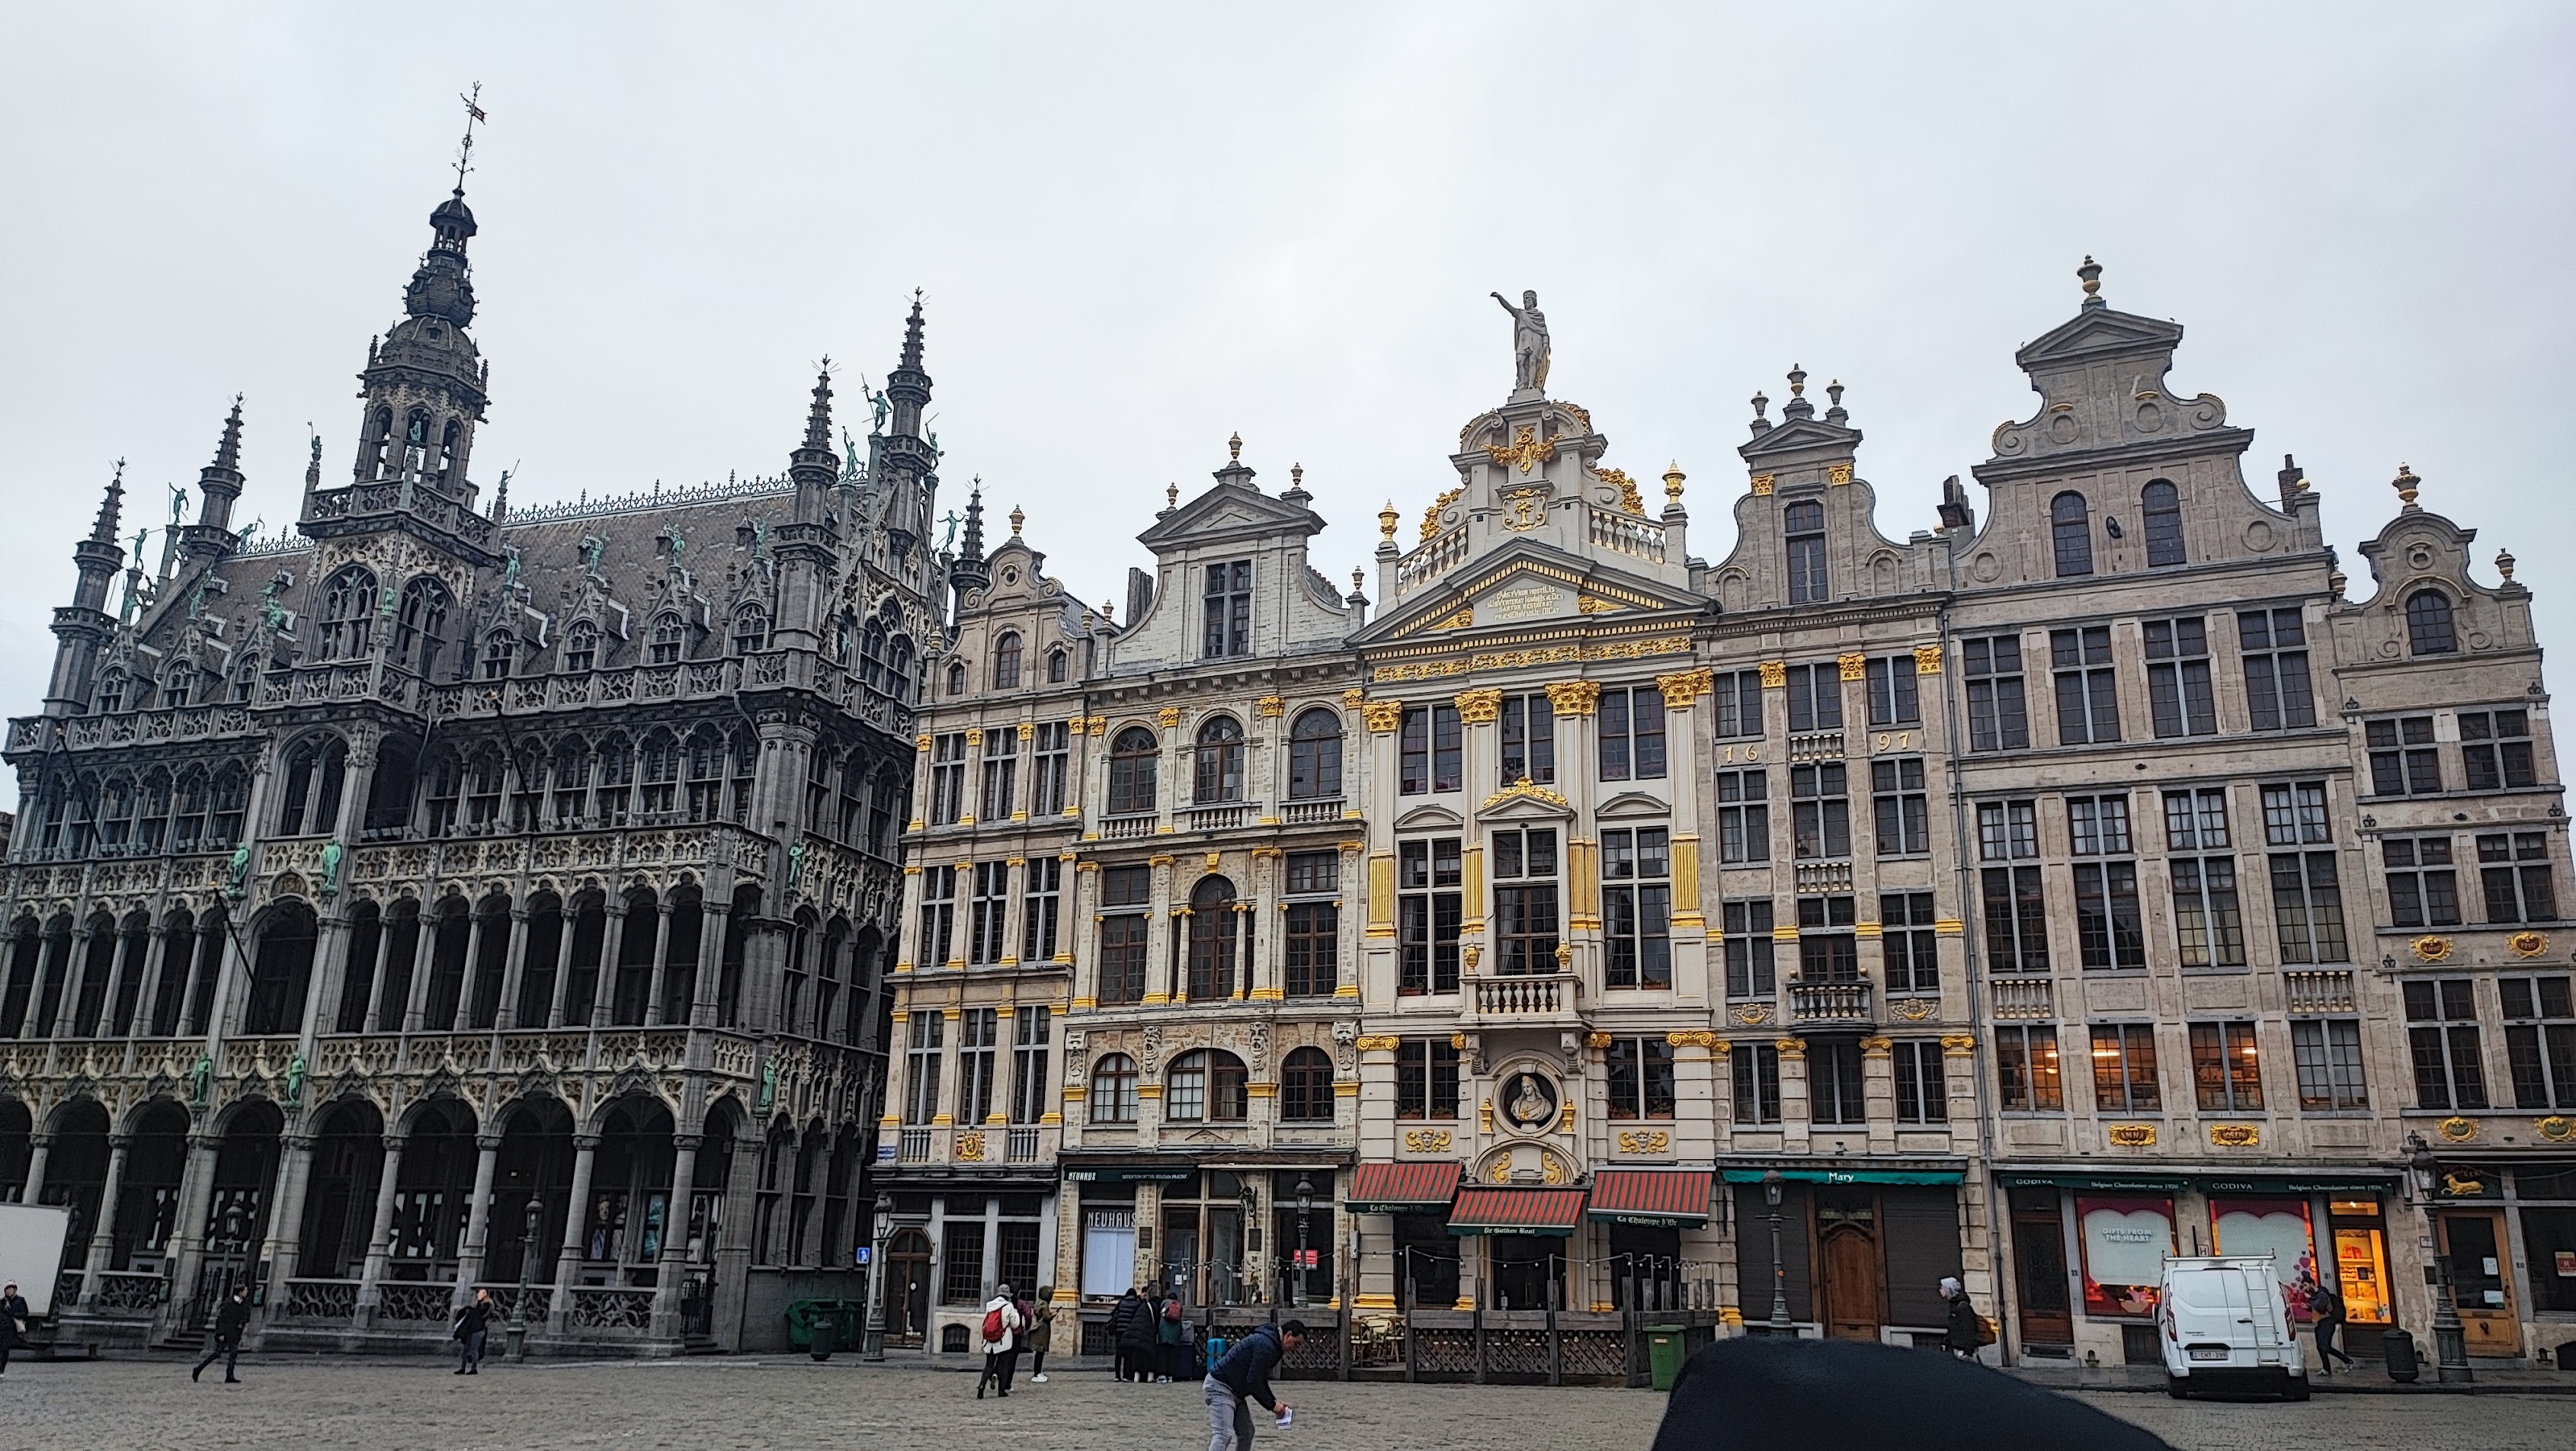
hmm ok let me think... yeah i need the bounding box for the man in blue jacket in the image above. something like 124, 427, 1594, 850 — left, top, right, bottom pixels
1203, 1318, 1303, 1450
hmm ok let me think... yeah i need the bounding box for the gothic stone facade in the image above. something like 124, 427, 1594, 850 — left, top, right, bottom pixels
896, 267, 2575, 1370
0, 184, 946, 1354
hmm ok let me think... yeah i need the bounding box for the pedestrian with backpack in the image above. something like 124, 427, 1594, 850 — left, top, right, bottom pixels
1155, 1283, 1187, 1383
2309, 1282, 2358, 1373
1113, 1284, 1157, 1383
1027, 1286, 1058, 1383
974, 1282, 1024, 1399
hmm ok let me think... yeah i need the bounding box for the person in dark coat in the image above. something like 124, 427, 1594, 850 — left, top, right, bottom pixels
0, 1281, 29, 1375
1940, 1276, 1982, 1360
1652, 1336, 2173, 1451
1204, 1319, 1303, 1451
453, 1287, 496, 1374
1112, 1283, 1158, 1383
1155, 1285, 1188, 1383
191, 1286, 252, 1383
2308, 1283, 2358, 1373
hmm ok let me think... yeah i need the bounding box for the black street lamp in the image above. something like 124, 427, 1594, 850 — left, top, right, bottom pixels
1761, 1170, 1792, 1334
2405, 1133, 2473, 1385
1294, 1175, 1314, 1310
863, 1192, 892, 1361
507, 1196, 542, 1363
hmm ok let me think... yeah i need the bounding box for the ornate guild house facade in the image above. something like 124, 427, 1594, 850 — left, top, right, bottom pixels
9, 171, 2574, 1373
1, 173, 943, 1353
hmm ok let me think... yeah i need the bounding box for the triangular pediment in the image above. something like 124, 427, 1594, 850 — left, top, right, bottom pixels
1358, 539, 1703, 645
2014, 306, 2184, 369
1740, 417, 1862, 464
1135, 482, 1322, 550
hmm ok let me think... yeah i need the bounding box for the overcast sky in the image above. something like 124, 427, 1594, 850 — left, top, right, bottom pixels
5, 4, 2571, 806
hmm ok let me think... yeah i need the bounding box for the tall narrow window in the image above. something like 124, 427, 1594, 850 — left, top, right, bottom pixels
1185, 876, 1239, 1000
956, 1007, 999, 1123
1710, 669, 1766, 739
2405, 978, 2485, 1110
1809, 1040, 1866, 1124
1106, 727, 1158, 815
2144, 616, 2217, 737
1498, 692, 1556, 785
1785, 663, 1843, 733
1864, 655, 1920, 727
732, 606, 770, 655
2290, 1020, 2369, 1111
1283, 851, 1338, 999
1089, 1053, 1139, 1123
648, 613, 684, 665
1287, 709, 1343, 799
1784, 500, 1828, 603
1871, 758, 1928, 856
1789, 762, 1850, 859
1721, 900, 1775, 998
2238, 608, 2315, 731
2501, 975, 2576, 1110
1398, 838, 1462, 995
1893, 1041, 1949, 1123
2141, 480, 2184, 566
1963, 636, 2030, 751
2406, 589, 2456, 655
1492, 826, 1560, 975
1280, 1047, 1335, 1122
918, 865, 957, 968
393, 577, 453, 677
1716, 768, 1769, 863
992, 632, 1023, 689
979, 729, 1018, 822
1399, 704, 1462, 795
1596, 686, 1668, 781
1605, 1037, 1677, 1120
902, 1011, 945, 1124
2091, 1023, 2161, 1112
1010, 1006, 1052, 1124
1601, 826, 1671, 989
1020, 856, 1062, 963
1732, 1043, 1783, 1124
1030, 722, 1071, 816
1880, 892, 1940, 995
1192, 716, 1246, 803
1096, 866, 1150, 1005
317, 565, 378, 660
2050, 626, 2119, 744
928, 732, 967, 825
1202, 559, 1252, 658
2050, 492, 2093, 577
2189, 1021, 2265, 1111
562, 620, 597, 673
1995, 1026, 2064, 1111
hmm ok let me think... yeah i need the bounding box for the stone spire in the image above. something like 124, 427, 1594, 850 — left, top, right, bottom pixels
90, 459, 125, 546
184, 398, 247, 562
878, 294, 937, 559
46, 461, 130, 714
790, 362, 839, 525
950, 482, 992, 610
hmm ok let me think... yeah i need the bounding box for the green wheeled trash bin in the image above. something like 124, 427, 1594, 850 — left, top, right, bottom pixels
1647, 1325, 1688, 1391
786, 1299, 821, 1350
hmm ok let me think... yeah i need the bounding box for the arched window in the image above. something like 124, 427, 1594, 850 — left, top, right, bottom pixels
648, 613, 685, 665
231, 655, 260, 703
209, 762, 249, 845
318, 565, 378, 660
1046, 647, 1069, 684
95, 669, 126, 714
887, 635, 916, 703
2050, 492, 2093, 577
394, 576, 454, 678
95, 775, 134, 852
1784, 499, 1828, 603
945, 661, 968, 697
2407, 589, 2457, 655
277, 734, 348, 836
1166, 1049, 1248, 1123
684, 726, 726, 822
550, 736, 591, 824
1090, 1053, 1139, 1123
436, 418, 463, 486
1193, 716, 1245, 803
481, 629, 516, 681
1280, 1046, 1335, 1122
421, 748, 463, 835
639, 729, 681, 816
992, 632, 1023, 690
730, 729, 759, 823
562, 619, 598, 673
1187, 874, 1240, 998
2141, 480, 2184, 567
367, 407, 394, 478
401, 408, 432, 481
860, 619, 889, 690
134, 769, 171, 852
162, 662, 197, 709
171, 767, 210, 848
1108, 727, 1158, 815
464, 743, 506, 828
732, 606, 770, 655
244, 899, 319, 1036
594, 733, 634, 824
1288, 709, 1343, 800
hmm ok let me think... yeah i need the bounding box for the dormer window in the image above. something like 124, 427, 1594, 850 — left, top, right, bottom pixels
993, 632, 1024, 690
1047, 647, 1069, 684
2407, 589, 2457, 656
732, 606, 770, 655
648, 613, 684, 665
1202, 559, 1251, 658
1784, 501, 1828, 603
563, 620, 597, 673
946, 661, 968, 697
481, 629, 516, 681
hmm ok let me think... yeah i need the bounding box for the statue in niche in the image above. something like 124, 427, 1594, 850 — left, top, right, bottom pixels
1491, 289, 1551, 393
1503, 1071, 1557, 1129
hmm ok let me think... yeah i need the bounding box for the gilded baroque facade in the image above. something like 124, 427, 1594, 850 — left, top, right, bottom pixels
0, 178, 940, 1353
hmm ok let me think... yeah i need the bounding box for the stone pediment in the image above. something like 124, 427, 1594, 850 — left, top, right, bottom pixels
1360, 540, 1700, 645
2014, 306, 2185, 370
1739, 418, 1861, 466
1395, 804, 1465, 831
1135, 482, 1322, 551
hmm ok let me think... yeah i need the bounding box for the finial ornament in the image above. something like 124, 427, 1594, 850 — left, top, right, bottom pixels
1750, 391, 1768, 421
1827, 380, 1844, 408
1009, 504, 1025, 537
2078, 255, 2103, 309
1662, 461, 1687, 501
1352, 565, 1364, 591
1378, 500, 1399, 540
2328, 568, 2348, 599
2393, 462, 2421, 510
1787, 364, 1806, 397
2498, 549, 2517, 581
1165, 482, 1180, 509
1228, 431, 1242, 463
453, 82, 487, 194
1291, 463, 1303, 488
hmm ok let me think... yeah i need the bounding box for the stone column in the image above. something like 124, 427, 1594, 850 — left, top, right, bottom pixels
399, 907, 439, 1032
298, 911, 348, 1051
354, 1132, 408, 1324
690, 902, 728, 1028
450, 908, 486, 1033
261, 1132, 318, 1305
1250, 849, 1280, 1000
1777, 1039, 1811, 1155
101, 927, 141, 1040
710, 1128, 761, 1350
545, 905, 580, 1030
906, 732, 934, 834
79, 1133, 132, 1305
162, 1133, 223, 1323
22, 1132, 51, 1204
1655, 670, 1713, 1003
451, 1132, 502, 1308
643, 901, 676, 1027
54, 927, 99, 1040
356, 914, 396, 1034
998, 857, 1027, 969
126, 928, 169, 1039
650, 1133, 703, 1337
591, 906, 629, 1029
1069, 862, 1101, 1008
547, 1134, 601, 1332
495, 907, 533, 1030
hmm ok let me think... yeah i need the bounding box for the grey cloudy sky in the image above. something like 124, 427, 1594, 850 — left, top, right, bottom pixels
4, 3, 2571, 800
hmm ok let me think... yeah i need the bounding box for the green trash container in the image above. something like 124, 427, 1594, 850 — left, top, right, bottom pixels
785, 1298, 822, 1349
1646, 1325, 1689, 1391
832, 1300, 867, 1350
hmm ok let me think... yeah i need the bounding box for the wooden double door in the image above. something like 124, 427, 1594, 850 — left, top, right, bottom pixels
1815, 1190, 1885, 1340
2437, 1210, 2521, 1355
879, 1228, 933, 1347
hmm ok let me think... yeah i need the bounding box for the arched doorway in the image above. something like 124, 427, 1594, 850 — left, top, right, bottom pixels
296, 1099, 385, 1280
389, 1098, 479, 1283
882, 1227, 932, 1347
41, 1099, 111, 1260
488, 1097, 575, 1286
195, 1099, 283, 1317
0, 1097, 30, 1201
114, 1100, 190, 1272
585, 1097, 676, 1284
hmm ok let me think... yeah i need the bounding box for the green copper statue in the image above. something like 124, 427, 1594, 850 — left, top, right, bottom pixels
784, 838, 807, 900
284, 1052, 307, 1106
318, 837, 344, 895
225, 841, 252, 898
190, 1052, 213, 1108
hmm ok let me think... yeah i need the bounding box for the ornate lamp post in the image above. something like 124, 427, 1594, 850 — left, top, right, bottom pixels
863, 1192, 892, 1361
1294, 1175, 1314, 1310
1762, 1170, 1793, 1334
2406, 1134, 2473, 1384
507, 1196, 542, 1363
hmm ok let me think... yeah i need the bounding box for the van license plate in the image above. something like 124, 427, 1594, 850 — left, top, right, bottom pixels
2188, 1347, 2231, 1361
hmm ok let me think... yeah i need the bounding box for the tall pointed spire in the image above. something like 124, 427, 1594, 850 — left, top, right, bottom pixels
788, 360, 841, 527
899, 290, 927, 373
960, 483, 986, 562
90, 459, 126, 545
806, 364, 835, 452
48, 460, 130, 713
878, 295, 937, 560
184, 397, 246, 562
213, 396, 244, 471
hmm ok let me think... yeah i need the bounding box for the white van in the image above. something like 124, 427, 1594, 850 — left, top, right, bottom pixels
2159, 1254, 2310, 1399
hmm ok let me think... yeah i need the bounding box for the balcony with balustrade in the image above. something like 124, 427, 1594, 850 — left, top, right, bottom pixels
2283, 969, 2357, 1014
1463, 972, 1585, 1028
1788, 980, 1873, 1026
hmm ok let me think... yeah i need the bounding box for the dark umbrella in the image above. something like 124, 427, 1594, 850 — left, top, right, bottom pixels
1652, 1337, 2174, 1451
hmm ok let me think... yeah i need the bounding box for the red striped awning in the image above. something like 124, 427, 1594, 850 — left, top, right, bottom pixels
1350, 1161, 1462, 1213
1448, 1186, 1589, 1236
1587, 1170, 1712, 1227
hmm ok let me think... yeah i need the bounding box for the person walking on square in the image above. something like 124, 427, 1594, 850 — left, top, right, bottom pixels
453, 1287, 495, 1375
190, 1285, 252, 1383
1155, 1283, 1187, 1383
1113, 1284, 1155, 1384
974, 1282, 1024, 1399
2308, 1283, 2358, 1373
1203, 1318, 1302, 1451
0, 1281, 28, 1375
1027, 1286, 1058, 1384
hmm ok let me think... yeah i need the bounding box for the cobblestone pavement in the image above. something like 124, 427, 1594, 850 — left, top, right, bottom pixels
0, 1356, 2563, 1450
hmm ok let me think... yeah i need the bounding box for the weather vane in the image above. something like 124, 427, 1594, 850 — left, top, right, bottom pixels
453, 82, 487, 194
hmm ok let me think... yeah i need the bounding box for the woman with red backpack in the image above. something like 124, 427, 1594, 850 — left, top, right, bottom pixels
974, 1282, 1025, 1399
1155, 1284, 1187, 1384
